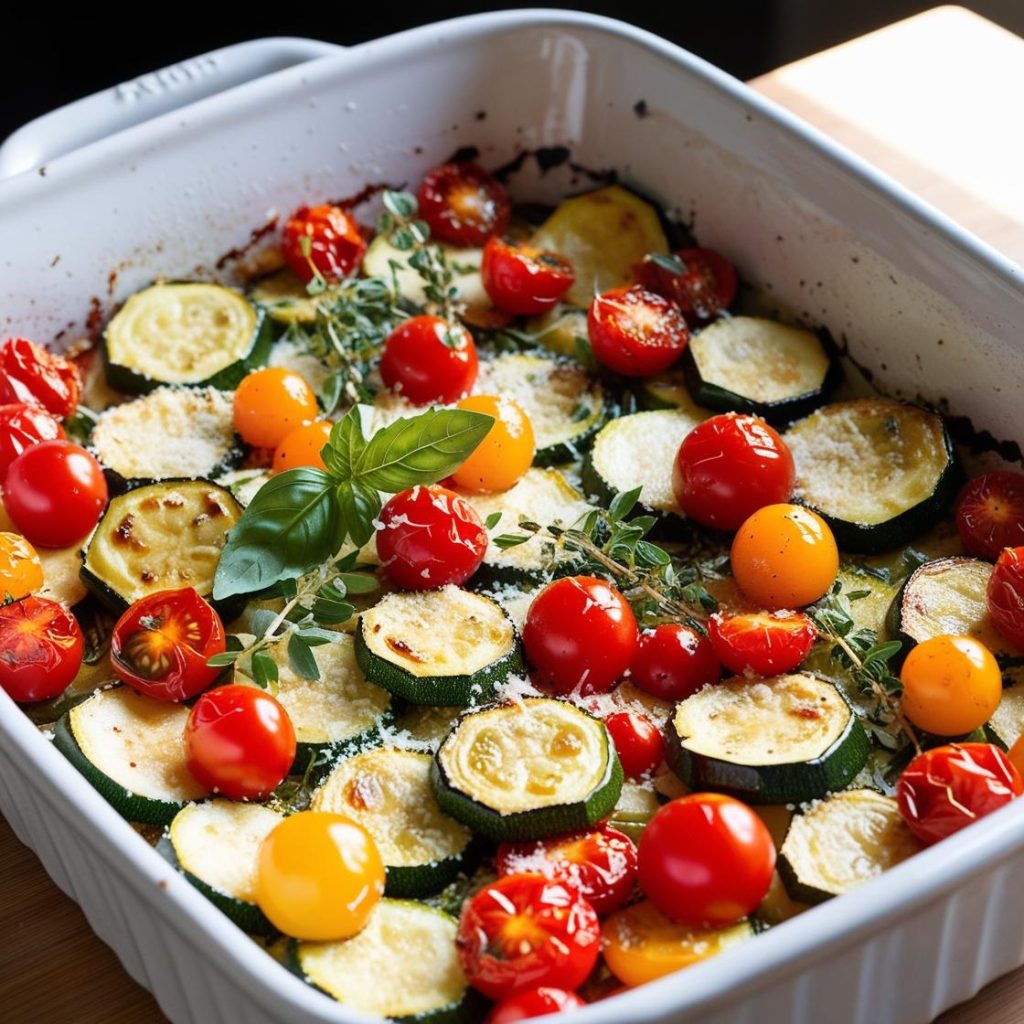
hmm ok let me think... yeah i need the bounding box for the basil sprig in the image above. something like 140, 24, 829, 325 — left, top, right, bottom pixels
212, 404, 493, 601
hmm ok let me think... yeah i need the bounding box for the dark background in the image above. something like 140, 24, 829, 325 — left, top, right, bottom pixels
2, 2, 1022, 141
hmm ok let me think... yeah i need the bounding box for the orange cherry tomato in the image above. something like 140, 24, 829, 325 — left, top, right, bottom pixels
233, 368, 318, 449
0, 531, 43, 601
451, 395, 534, 493
256, 811, 384, 940
899, 635, 1002, 736
273, 420, 332, 473
730, 503, 838, 609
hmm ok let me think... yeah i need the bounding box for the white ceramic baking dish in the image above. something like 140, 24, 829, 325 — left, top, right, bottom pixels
2, 11, 1023, 1024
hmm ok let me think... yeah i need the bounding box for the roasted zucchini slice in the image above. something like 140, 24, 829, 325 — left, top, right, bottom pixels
287, 900, 481, 1022
90, 386, 242, 485
987, 674, 1024, 748
355, 587, 523, 706
249, 267, 320, 324
785, 399, 962, 553
312, 747, 474, 897
778, 789, 920, 904
238, 633, 394, 768
603, 900, 753, 986
157, 800, 282, 934
80, 479, 242, 611
54, 687, 208, 825
474, 353, 609, 465
681, 317, 839, 424
665, 673, 870, 804
523, 306, 590, 360
433, 697, 623, 841
888, 556, 1024, 662
461, 468, 591, 585
529, 185, 669, 308
104, 282, 273, 393
583, 409, 705, 524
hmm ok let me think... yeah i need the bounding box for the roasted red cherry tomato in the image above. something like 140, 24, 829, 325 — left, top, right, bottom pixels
672, 413, 795, 531
185, 684, 297, 800
987, 546, 1024, 650
633, 248, 738, 324
604, 711, 664, 780
456, 874, 601, 1001
709, 611, 817, 676
587, 285, 689, 377
496, 824, 638, 916
3, 440, 107, 548
377, 485, 488, 589
485, 988, 586, 1024
417, 162, 510, 247
0, 403, 65, 476
110, 588, 226, 702
0, 337, 81, 419
955, 472, 1024, 561
638, 793, 775, 926
379, 315, 478, 405
281, 203, 366, 284
897, 743, 1023, 846
522, 576, 638, 695
0, 596, 83, 703
481, 237, 575, 316
630, 624, 721, 701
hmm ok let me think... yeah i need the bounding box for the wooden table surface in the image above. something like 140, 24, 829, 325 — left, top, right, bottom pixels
3, 6, 1024, 1023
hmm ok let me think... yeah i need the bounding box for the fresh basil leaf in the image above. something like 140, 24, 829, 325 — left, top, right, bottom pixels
323, 407, 367, 479
337, 479, 382, 548
287, 633, 321, 681
213, 468, 346, 600
353, 409, 493, 492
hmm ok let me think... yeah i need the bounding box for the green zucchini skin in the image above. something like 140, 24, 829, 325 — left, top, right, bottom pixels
103, 291, 275, 394
383, 844, 480, 900
353, 619, 524, 708
155, 834, 277, 936
663, 692, 870, 806
679, 330, 842, 426
532, 396, 613, 468
100, 443, 247, 497
52, 717, 188, 826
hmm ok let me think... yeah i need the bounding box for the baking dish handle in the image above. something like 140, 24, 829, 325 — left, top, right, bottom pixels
0, 37, 343, 180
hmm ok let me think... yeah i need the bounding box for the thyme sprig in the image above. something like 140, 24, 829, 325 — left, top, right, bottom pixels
496, 486, 717, 630
809, 579, 919, 753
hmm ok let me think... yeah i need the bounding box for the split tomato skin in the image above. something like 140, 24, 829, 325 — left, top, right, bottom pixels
0, 596, 83, 703
587, 285, 690, 377
485, 989, 585, 1024
897, 743, 1023, 846
281, 204, 366, 283
456, 873, 601, 1001
481, 237, 575, 316
708, 611, 817, 676
185, 684, 297, 800
110, 587, 226, 702
417, 162, 510, 247
496, 824, 638, 916
522, 576, 638, 695
3, 440, 108, 548
986, 546, 1024, 650
629, 624, 721, 701
0, 337, 81, 419
376, 485, 488, 589
0, 403, 65, 477
379, 315, 479, 406
633, 248, 738, 324
672, 414, 795, 532
955, 471, 1024, 561
604, 711, 664, 780
637, 793, 775, 927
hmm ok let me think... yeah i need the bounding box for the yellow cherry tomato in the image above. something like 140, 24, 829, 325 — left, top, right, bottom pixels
0, 531, 44, 601
451, 394, 535, 493
233, 367, 318, 449
273, 420, 333, 473
256, 811, 384, 940
900, 635, 1001, 736
602, 900, 752, 987
730, 503, 838, 609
